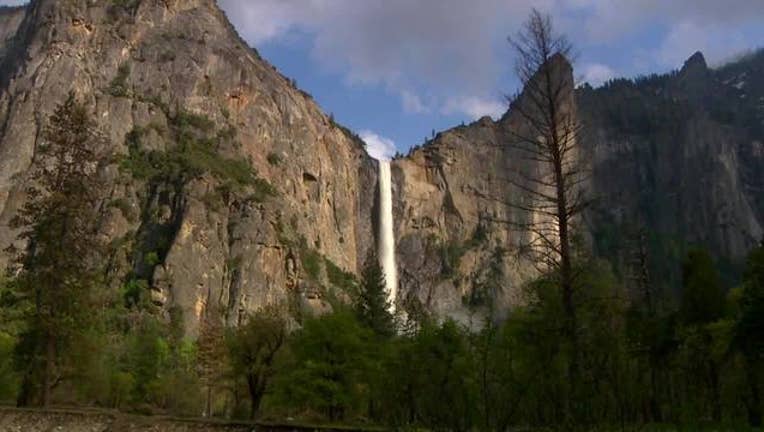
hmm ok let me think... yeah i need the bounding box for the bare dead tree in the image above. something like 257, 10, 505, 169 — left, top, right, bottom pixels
505, 8, 589, 402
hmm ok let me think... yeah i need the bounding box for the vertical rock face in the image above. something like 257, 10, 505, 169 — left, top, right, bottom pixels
392, 50, 764, 316
0, 0, 377, 334
392, 116, 536, 325
578, 50, 764, 279
391, 55, 576, 324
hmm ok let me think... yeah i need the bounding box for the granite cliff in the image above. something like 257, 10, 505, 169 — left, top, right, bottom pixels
0, 0, 377, 334
0, 1, 760, 329
395, 50, 764, 314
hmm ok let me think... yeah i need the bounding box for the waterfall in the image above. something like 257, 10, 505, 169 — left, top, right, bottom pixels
378, 159, 398, 311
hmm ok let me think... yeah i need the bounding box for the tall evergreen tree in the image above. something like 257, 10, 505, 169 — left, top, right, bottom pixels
355, 258, 395, 338
679, 247, 727, 422
8, 93, 107, 406
733, 239, 764, 426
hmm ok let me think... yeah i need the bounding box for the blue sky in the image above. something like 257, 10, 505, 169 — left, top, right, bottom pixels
3, 1, 763, 159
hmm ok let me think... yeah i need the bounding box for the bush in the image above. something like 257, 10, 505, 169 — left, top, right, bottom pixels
326, 258, 357, 295
300, 247, 322, 281
267, 152, 283, 166
0, 332, 19, 401
120, 119, 277, 199
109, 371, 135, 409
108, 63, 131, 97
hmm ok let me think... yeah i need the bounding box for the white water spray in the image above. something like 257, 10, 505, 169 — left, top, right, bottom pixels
378, 159, 398, 312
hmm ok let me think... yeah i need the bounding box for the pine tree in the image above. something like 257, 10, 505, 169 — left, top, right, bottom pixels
355, 258, 395, 338
9, 93, 107, 406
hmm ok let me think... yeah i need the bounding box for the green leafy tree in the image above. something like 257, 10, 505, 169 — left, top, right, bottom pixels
227, 305, 287, 419
274, 309, 371, 421
8, 93, 107, 406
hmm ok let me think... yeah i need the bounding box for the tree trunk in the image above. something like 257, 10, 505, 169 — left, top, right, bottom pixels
709, 360, 722, 422
556, 156, 579, 421
206, 384, 212, 417
247, 374, 264, 420
649, 356, 662, 422
42, 332, 54, 407
746, 358, 762, 427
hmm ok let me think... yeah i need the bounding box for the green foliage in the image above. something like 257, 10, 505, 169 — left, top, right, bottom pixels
9, 94, 108, 407
171, 109, 215, 133
121, 278, 148, 308
108, 63, 131, 97
267, 152, 283, 166
681, 247, 726, 325
438, 226, 488, 279
325, 258, 357, 295
380, 320, 475, 429
1, 240, 763, 428
227, 305, 287, 419
440, 239, 467, 278
273, 309, 372, 421
733, 240, 764, 356
0, 332, 19, 401
300, 247, 322, 281
144, 251, 160, 267
120, 113, 277, 201
355, 259, 394, 338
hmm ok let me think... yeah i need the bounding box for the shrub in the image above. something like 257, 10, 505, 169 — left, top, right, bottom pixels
108, 63, 131, 97
326, 258, 357, 295
300, 247, 322, 281
267, 152, 283, 166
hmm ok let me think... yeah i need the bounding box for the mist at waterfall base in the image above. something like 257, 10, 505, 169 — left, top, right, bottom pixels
377, 159, 398, 312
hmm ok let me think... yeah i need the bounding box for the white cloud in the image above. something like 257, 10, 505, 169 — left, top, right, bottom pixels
400, 90, 429, 114
360, 130, 397, 161
218, 0, 309, 44
579, 63, 617, 87
217, 0, 764, 115
442, 96, 505, 120
657, 20, 750, 68
218, 0, 544, 114
573, 0, 764, 43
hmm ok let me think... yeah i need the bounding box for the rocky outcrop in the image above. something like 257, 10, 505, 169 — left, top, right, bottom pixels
0, 0, 377, 334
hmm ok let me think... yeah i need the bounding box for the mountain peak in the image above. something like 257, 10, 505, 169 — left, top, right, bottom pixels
681, 51, 708, 74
